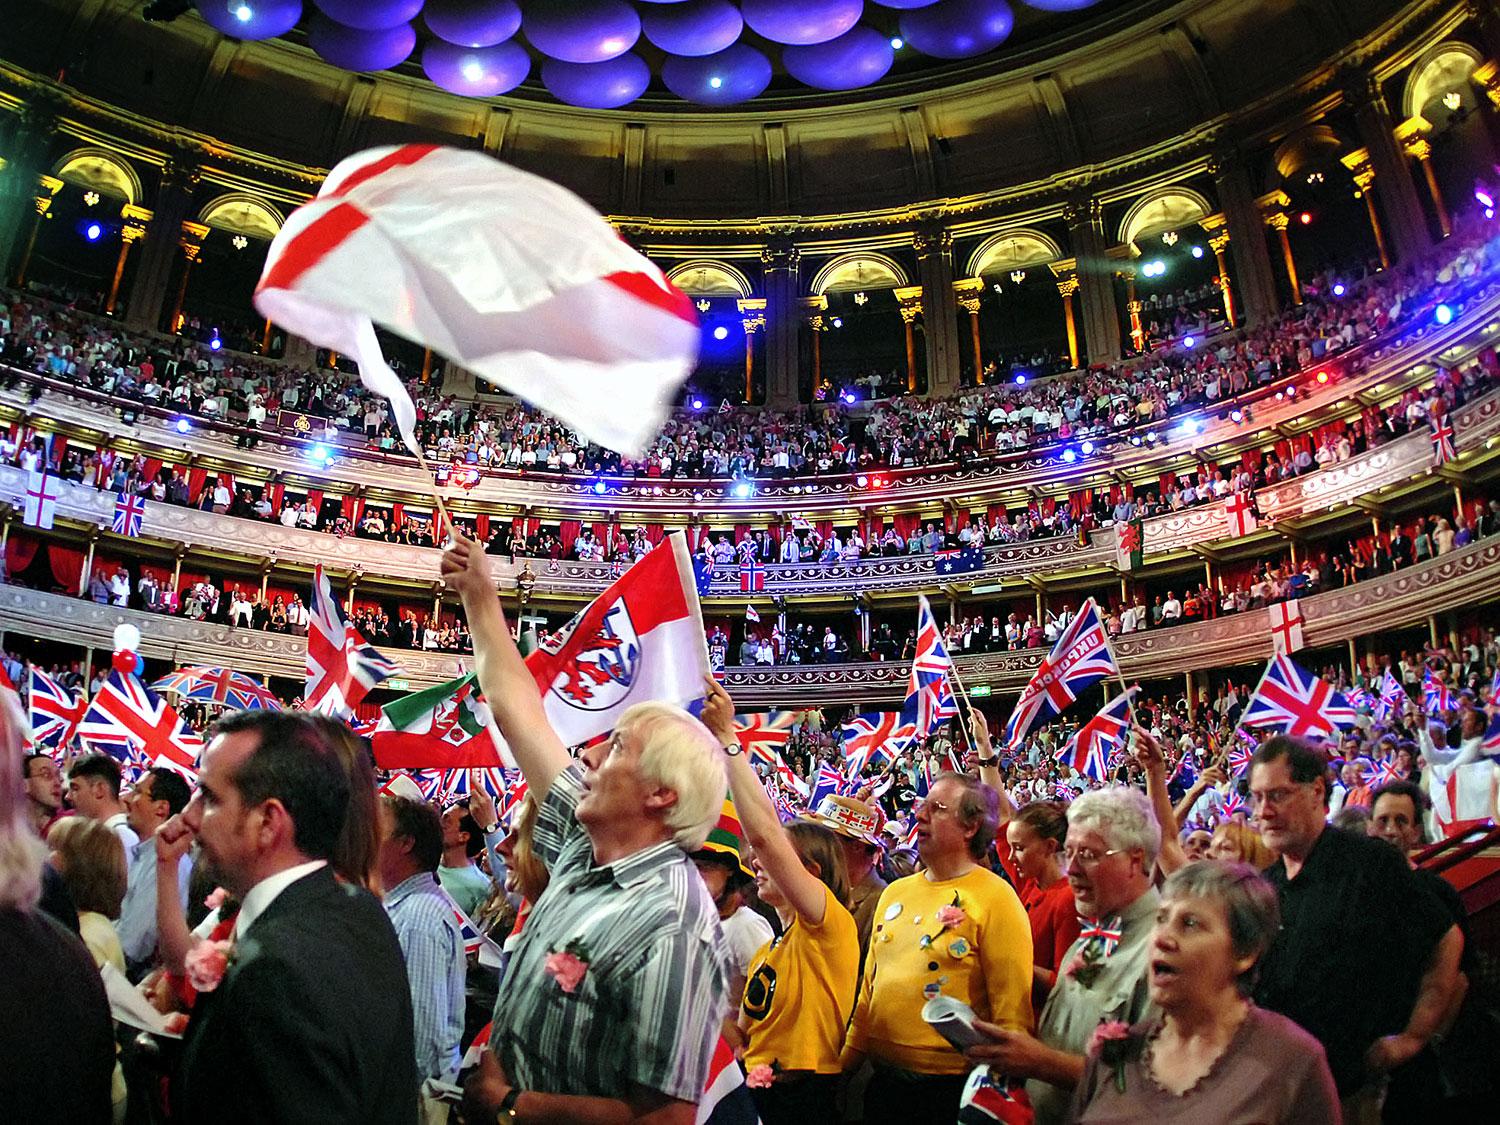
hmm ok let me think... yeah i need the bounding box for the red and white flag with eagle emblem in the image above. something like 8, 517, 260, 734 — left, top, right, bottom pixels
254, 144, 699, 458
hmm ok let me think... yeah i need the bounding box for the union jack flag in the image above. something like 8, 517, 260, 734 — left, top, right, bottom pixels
498, 772, 529, 830
1375, 670, 1407, 720
1482, 711, 1500, 760
27, 667, 87, 750
1226, 740, 1254, 778
305, 564, 401, 717
732, 711, 796, 764
1078, 915, 1123, 957
959, 1065, 1033, 1123
151, 666, 282, 710
903, 596, 959, 736
112, 491, 145, 537
738, 558, 765, 593
1422, 668, 1454, 714
842, 711, 916, 777
1057, 688, 1136, 783
809, 762, 850, 810
1003, 598, 1119, 748
436, 883, 501, 960
433, 767, 507, 804
1368, 756, 1406, 786
1240, 654, 1357, 740
1221, 788, 1247, 818
1429, 413, 1456, 464
1346, 685, 1375, 714
78, 669, 202, 778
1488, 666, 1500, 707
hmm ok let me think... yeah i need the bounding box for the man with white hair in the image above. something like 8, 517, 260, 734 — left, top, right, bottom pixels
441, 534, 732, 1125
964, 784, 1161, 1125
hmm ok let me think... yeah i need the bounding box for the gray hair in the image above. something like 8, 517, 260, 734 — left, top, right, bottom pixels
1161, 861, 1281, 996
1066, 786, 1161, 866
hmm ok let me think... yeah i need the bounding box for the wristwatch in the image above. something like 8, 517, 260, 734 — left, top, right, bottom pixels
498, 1087, 522, 1121
721, 741, 744, 757
976, 755, 998, 767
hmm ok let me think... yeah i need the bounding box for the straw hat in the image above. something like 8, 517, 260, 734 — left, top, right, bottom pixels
805, 794, 885, 849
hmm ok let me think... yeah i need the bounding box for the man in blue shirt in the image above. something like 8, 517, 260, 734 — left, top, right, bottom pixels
116, 766, 192, 979
378, 795, 466, 1090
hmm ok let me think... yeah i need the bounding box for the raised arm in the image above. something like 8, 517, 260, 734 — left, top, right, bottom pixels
970, 709, 1017, 824
700, 678, 828, 925
1132, 726, 1186, 876
440, 533, 569, 801
153, 816, 197, 973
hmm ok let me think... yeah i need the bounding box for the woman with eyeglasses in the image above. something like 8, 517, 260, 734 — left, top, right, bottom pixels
1067, 861, 1338, 1124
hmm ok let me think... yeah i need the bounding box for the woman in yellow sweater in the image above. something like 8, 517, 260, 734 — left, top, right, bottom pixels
842, 771, 1034, 1123
702, 680, 861, 1124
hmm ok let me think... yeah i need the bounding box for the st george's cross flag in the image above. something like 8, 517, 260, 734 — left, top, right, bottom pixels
23, 467, 59, 530
1269, 599, 1305, 656
1430, 413, 1457, 464
524, 532, 709, 747
1240, 654, 1357, 740
903, 595, 960, 736
1003, 598, 1120, 748
1224, 491, 1258, 538
305, 564, 402, 717
842, 712, 917, 777
1057, 688, 1138, 783
254, 144, 699, 458
78, 669, 202, 778
112, 491, 145, 538
27, 666, 87, 751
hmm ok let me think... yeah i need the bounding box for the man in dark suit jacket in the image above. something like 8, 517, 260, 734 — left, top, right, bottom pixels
167, 711, 417, 1125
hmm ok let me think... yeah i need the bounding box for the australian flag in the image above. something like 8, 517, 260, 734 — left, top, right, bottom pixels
693, 554, 715, 598
933, 547, 985, 576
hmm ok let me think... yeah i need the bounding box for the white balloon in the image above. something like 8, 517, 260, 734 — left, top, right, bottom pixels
113, 623, 141, 652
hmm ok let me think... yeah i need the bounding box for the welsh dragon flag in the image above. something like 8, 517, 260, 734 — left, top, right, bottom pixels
370, 673, 512, 771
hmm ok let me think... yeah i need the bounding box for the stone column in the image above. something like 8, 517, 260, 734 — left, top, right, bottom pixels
915, 229, 961, 397
1049, 259, 1081, 368
0, 101, 57, 284
737, 298, 766, 404
125, 158, 200, 331
760, 246, 800, 409
1344, 68, 1433, 261
106, 204, 152, 315
1340, 149, 1392, 270
1198, 215, 1236, 327
1395, 119, 1452, 238
893, 287, 923, 391
799, 295, 827, 392
1116, 263, 1144, 352
953, 277, 985, 384
1470, 58, 1500, 154
1261, 206, 1303, 305
166, 220, 210, 332
1064, 198, 1120, 362
12, 174, 63, 287
1211, 150, 1281, 325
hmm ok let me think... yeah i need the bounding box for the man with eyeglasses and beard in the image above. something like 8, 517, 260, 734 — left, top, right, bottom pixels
1249, 735, 1462, 1125
963, 784, 1162, 1125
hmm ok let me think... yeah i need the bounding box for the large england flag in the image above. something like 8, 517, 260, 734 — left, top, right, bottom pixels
524, 533, 709, 746
254, 144, 699, 458
1003, 598, 1119, 748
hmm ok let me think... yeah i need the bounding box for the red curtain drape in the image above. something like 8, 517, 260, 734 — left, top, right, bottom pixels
476, 513, 490, 541
5, 533, 40, 575
987, 502, 1006, 525
816, 520, 833, 540
341, 495, 356, 520
392, 502, 405, 528
140, 457, 164, 482
269, 483, 285, 511
139, 563, 173, 584
307, 488, 324, 511
648, 523, 665, 544
49, 544, 86, 591
561, 520, 582, 549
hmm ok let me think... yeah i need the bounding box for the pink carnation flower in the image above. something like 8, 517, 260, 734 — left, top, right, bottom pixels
184, 939, 233, 993
544, 950, 588, 994
935, 904, 966, 928
162, 1012, 190, 1036
1064, 954, 1086, 978
1088, 1020, 1132, 1053
203, 887, 228, 912
745, 1064, 775, 1089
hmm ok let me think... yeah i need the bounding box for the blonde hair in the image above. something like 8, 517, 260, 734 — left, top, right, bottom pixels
618, 702, 726, 852
47, 817, 127, 918
1211, 820, 1276, 870
0, 693, 44, 911
786, 821, 850, 908
507, 793, 549, 902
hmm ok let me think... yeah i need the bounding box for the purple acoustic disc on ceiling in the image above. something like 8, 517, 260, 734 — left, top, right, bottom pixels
782, 25, 894, 90
899, 0, 1013, 59
422, 39, 530, 95
308, 16, 418, 70
661, 43, 771, 105
313, 0, 425, 31
196, 0, 303, 40
740, 0, 862, 47
542, 54, 651, 107
869, 0, 939, 8
524, 0, 641, 64
642, 0, 743, 57
1020, 0, 1099, 9
424, 0, 522, 47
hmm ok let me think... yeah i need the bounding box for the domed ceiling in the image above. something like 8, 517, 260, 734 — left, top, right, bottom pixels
184, 0, 1155, 109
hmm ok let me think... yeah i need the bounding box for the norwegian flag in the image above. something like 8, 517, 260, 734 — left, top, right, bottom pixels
1422, 669, 1454, 715
1375, 670, 1407, 720
1224, 491, 1258, 538
1429, 413, 1456, 464
305, 564, 401, 717
1003, 598, 1120, 748
738, 558, 765, 593
151, 666, 282, 711
112, 491, 145, 538
78, 669, 202, 778
1240, 655, 1357, 740
1057, 688, 1136, 783
28, 667, 88, 751
903, 596, 959, 736
842, 711, 917, 777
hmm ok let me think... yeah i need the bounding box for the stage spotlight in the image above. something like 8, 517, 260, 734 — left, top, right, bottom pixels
1183, 335, 1195, 349
1230, 408, 1244, 424
174, 417, 192, 434
1061, 448, 1077, 464
1332, 283, 1346, 296
593, 480, 607, 494
209, 334, 223, 352
712, 326, 729, 341
1315, 370, 1329, 384
1014, 373, 1027, 385
691, 398, 703, 410
1435, 303, 1454, 325
732, 481, 753, 498
1079, 440, 1095, 455
842, 390, 857, 405
1190, 245, 1204, 258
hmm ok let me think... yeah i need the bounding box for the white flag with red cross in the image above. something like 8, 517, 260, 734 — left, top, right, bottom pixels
1224, 491, 1258, 538
1269, 599, 1305, 656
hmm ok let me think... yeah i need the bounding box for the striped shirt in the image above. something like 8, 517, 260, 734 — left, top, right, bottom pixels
384, 872, 466, 1082
490, 764, 731, 1102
